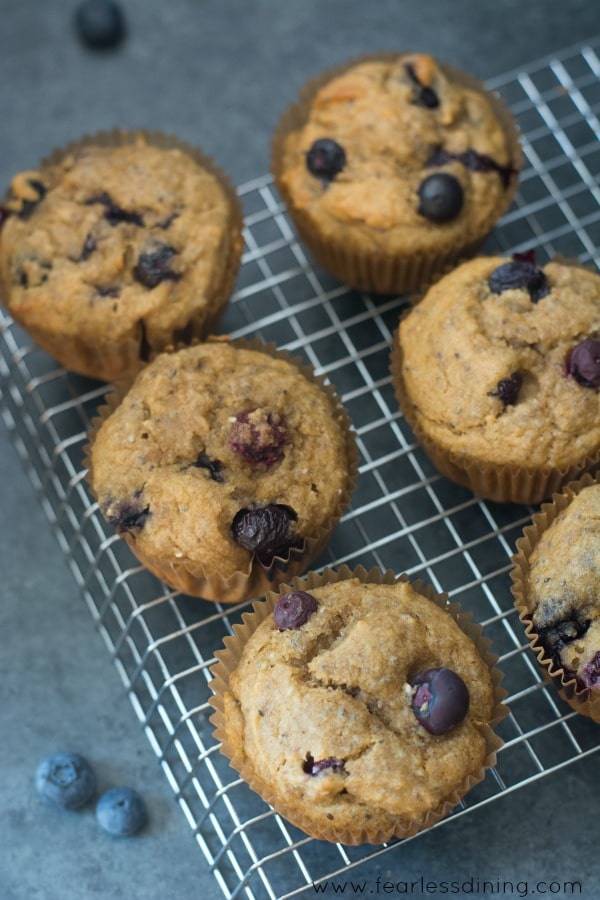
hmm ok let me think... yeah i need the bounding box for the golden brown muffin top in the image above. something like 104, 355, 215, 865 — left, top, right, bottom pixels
277, 54, 517, 256
398, 256, 600, 469
527, 484, 600, 688
89, 341, 352, 581
222, 578, 495, 837
0, 140, 241, 377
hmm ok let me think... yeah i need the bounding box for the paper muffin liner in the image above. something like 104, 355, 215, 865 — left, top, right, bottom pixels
84, 336, 359, 603
1, 129, 244, 383
390, 318, 600, 505
510, 472, 600, 722
209, 564, 508, 844
271, 53, 521, 296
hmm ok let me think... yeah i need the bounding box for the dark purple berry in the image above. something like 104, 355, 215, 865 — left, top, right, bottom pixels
75, 0, 126, 50
410, 667, 469, 735
426, 146, 516, 188
488, 260, 549, 303
17, 179, 47, 220
565, 339, 600, 388
489, 371, 522, 406
229, 409, 287, 467
537, 616, 590, 671
306, 139, 346, 182
303, 754, 347, 776
0, 207, 10, 229
86, 192, 143, 227
107, 496, 151, 534
405, 62, 439, 109
80, 233, 97, 261
512, 249, 537, 265
96, 284, 120, 298
194, 451, 224, 483
417, 173, 463, 223
133, 244, 181, 289
231, 504, 298, 565
273, 590, 318, 630
580, 652, 600, 690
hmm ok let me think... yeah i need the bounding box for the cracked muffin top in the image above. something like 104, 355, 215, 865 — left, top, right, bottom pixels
219, 577, 497, 840
397, 255, 600, 470
88, 340, 355, 601
526, 483, 600, 691
0, 137, 243, 381
275, 54, 518, 258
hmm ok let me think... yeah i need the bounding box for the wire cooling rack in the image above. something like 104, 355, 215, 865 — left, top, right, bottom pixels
1, 37, 600, 900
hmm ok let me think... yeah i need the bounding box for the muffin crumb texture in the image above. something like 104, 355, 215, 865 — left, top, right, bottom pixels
398, 256, 600, 470
223, 579, 496, 838
0, 139, 242, 381
526, 484, 600, 690
89, 342, 352, 595
278, 55, 517, 257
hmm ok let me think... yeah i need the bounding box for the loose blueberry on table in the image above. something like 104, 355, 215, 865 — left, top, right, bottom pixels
35, 751, 96, 809
74, 0, 126, 50
410, 667, 470, 735
96, 786, 147, 836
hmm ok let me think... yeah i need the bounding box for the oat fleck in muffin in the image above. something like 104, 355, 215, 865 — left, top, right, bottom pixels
393, 254, 600, 503
87, 340, 357, 602
273, 53, 520, 293
0, 134, 243, 381
212, 572, 505, 843
512, 479, 600, 721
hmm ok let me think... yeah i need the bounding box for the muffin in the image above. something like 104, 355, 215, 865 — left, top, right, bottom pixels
511, 474, 600, 721
0, 131, 244, 382
86, 339, 358, 602
392, 254, 600, 504
272, 52, 520, 295
210, 566, 507, 844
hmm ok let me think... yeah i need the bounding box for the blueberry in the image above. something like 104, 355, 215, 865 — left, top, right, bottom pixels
193, 451, 225, 483
231, 503, 298, 565
35, 752, 96, 810
565, 339, 600, 388
417, 173, 464, 223
306, 139, 346, 182
489, 371, 522, 406
410, 667, 469, 735
133, 244, 181, 289
273, 590, 318, 630
405, 62, 439, 109
228, 409, 287, 467
80, 233, 97, 261
488, 260, 549, 303
75, 0, 126, 50
106, 493, 151, 534
86, 192, 143, 227
580, 652, 600, 690
17, 180, 47, 221
96, 786, 147, 836
426, 147, 516, 188
303, 754, 347, 776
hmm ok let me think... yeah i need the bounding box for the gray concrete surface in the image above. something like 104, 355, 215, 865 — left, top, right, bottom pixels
1, 2, 599, 898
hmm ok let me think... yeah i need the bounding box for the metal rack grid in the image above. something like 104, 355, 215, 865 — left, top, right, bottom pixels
1, 37, 599, 900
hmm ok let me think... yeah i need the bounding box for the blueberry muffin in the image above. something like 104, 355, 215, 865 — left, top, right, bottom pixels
210, 568, 506, 843
86, 340, 357, 602
0, 132, 244, 381
392, 254, 600, 503
511, 474, 600, 721
272, 53, 520, 294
